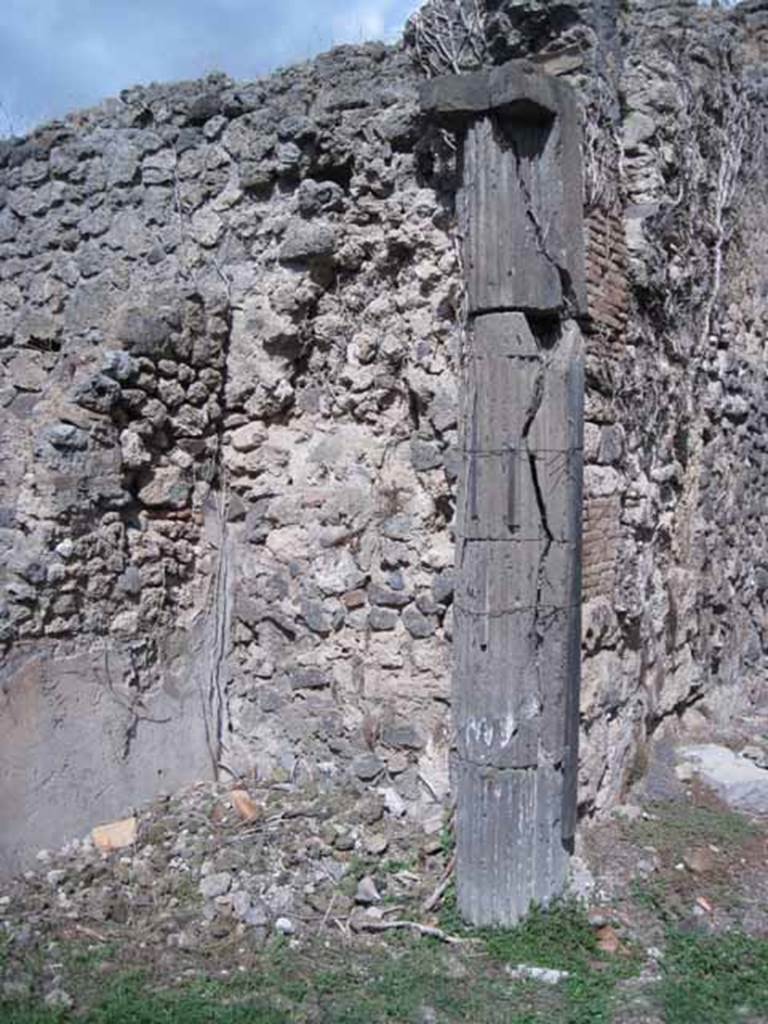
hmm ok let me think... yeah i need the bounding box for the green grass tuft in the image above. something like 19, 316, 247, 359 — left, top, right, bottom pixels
660, 929, 768, 1024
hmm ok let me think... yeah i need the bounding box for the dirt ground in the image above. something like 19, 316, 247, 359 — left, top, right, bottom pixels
1, 727, 767, 1023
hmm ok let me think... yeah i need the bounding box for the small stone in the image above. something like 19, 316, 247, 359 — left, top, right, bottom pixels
365, 833, 389, 856
402, 606, 436, 639
74, 373, 121, 413
138, 465, 191, 509
199, 871, 232, 899
381, 724, 424, 750
230, 423, 265, 452
421, 836, 444, 856
91, 816, 137, 853
381, 514, 413, 541
612, 803, 642, 822
432, 569, 455, 605
416, 593, 441, 616
279, 221, 336, 262
595, 925, 622, 955
315, 549, 366, 596
683, 847, 715, 875
244, 899, 271, 929
369, 584, 411, 608
506, 965, 569, 984
334, 831, 356, 852
230, 789, 262, 823
289, 667, 331, 691
230, 890, 252, 919
55, 539, 74, 559
368, 607, 398, 631
353, 755, 385, 781
275, 916, 295, 935
102, 350, 138, 383
354, 875, 381, 905
342, 589, 366, 609
301, 599, 332, 636
45, 423, 88, 451
410, 439, 443, 472
191, 207, 224, 247
44, 989, 74, 1010
120, 429, 151, 469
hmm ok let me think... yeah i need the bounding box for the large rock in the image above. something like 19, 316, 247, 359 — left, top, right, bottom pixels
678, 745, 768, 814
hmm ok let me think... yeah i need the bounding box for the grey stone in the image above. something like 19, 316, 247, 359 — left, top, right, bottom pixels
298, 179, 345, 216
432, 570, 455, 605
301, 599, 332, 637
368, 584, 411, 608
138, 466, 191, 509
678, 745, 768, 814
289, 668, 331, 691
243, 898, 271, 928
410, 439, 443, 472
279, 221, 336, 262
314, 550, 366, 596
416, 592, 441, 616
112, 306, 171, 358
353, 755, 385, 781
624, 111, 657, 151
402, 606, 436, 639
380, 515, 413, 541
74, 373, 122, 414
116, 567, 142, 596
368, 607, 398, 631
101, 350, 138, 383
381, 724, 424, 750
44, 423, 88, 451
199, 871, 232, 899
44, 989, 74, 1010
354, 875, 382, 904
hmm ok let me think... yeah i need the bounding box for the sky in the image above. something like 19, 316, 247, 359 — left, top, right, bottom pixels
0, 0, 422, 137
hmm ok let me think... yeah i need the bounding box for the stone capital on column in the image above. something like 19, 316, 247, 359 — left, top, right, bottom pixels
420, 59, 588, 318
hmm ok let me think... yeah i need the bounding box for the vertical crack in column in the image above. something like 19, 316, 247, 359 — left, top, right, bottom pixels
510, 134, 578, 314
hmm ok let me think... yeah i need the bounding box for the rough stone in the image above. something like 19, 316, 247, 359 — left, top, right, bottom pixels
402, 606, 437, 639
678, 745, 768, 814
199, 871, 232, 899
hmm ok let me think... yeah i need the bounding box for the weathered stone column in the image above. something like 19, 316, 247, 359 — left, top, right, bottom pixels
421, 62, 588, 925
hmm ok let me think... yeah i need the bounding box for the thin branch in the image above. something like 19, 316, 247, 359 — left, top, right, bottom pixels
351, 918, 471, 945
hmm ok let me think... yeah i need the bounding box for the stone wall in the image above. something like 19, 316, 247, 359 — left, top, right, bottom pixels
1, 0, 766, 870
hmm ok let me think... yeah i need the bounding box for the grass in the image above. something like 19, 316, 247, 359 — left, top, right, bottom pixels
3, 910, 767, 1024
478, 901, 641, 1024
0, 902, 623, 1024
0, 937, 554, 1024
660, 930, 768, 1024
622, 799, 758, 862
439, 894, 642, 1024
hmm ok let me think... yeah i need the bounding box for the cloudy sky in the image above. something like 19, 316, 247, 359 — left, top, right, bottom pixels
0, 0, 422, 137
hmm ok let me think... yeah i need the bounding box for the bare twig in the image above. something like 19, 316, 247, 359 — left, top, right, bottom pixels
408, 0, 488, 78
352, 918, 470, 945
422, 854, 456, 913
321, 892, 337, 930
